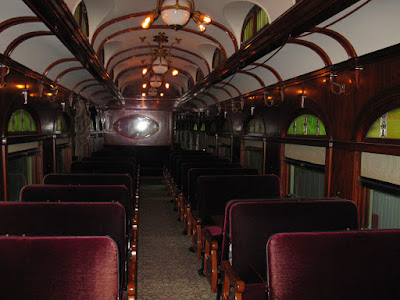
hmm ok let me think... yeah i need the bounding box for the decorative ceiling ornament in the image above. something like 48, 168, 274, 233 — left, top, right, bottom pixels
140, 32, 180, 76
142, 0, 212, 32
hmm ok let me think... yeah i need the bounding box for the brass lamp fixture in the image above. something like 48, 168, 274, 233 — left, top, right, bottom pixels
142, 0, 212, 32
140, 32, 180, 76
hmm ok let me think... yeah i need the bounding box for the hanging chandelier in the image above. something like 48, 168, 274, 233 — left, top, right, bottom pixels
142, 0, 212, 32
140, 32, 180, 76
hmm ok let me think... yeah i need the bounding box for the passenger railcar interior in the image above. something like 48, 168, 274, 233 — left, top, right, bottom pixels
1, 0, 400, 299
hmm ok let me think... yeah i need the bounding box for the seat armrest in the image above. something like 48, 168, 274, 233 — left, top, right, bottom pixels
191, 210, 203, 259
204, 228, 219, 292
221, 260, 245, 300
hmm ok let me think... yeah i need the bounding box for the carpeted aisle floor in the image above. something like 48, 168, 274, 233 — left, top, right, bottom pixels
136, 176, 216, 300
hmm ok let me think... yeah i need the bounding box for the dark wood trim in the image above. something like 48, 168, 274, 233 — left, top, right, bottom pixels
54, 66, 85, 83
0, 17, 40, 34
106, 45, 211, 74
42, 58, 78, 77
22, 0, 120, 99
248, 63, 282, 82
5, 31, 53, 57
78, 83, 101, 95
287, 38, 332, 66
97, 24, 227, 62
185, 0, 360, 99
237, 70, 265, 88
72, 78, 97, 92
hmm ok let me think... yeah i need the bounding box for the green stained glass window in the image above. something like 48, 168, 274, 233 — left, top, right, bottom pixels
242, 5, 269, 43
246, 118, 264, 134
55, 115, 68, 133
287, 114, 326, 136
193, 123, 198, 131
200, 123, 206, 132
256, 9, 268, 31
366, 108, 400, 138
7, 109, 37, 133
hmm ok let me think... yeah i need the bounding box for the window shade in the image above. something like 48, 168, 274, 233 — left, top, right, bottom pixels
361, 152, 400, 186
284, 144, 325, 165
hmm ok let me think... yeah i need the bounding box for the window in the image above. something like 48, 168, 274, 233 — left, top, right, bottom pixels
366, 108, 400, 139
7, 109, 37, 133
212, 48, 226, 70
242, 5, 269, 43
7, 142, 40, 201
74, 1, 89, 37
246, 118, 264, 134
113, 115, 159, 139
360, 152, 400, 229
285, 144, 326, 198
287, 114, 326, 136
196, 69, 204, 84
55, 115, 68, 134
244, 139, 263, 174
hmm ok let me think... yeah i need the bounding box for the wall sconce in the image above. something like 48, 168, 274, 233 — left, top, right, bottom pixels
240, 97, 245, 111
217, 103, 222, 115
224, 111, 228, 119
299, 93, 306, 108
330, 73, 346, 94
68, 93, 74, 107
22, 88, 29, 104
0, 63, 10, 87
251, 106, 255, 116
61, 102, 66, 112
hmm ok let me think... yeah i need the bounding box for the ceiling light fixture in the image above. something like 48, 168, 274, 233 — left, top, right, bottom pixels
142, 0, 212, 32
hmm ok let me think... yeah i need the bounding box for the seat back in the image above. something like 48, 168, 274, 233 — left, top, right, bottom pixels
267, 230, 400, 300
230, 200, 359, 284
0, 202, 127, 291
20, 184, 132, 232
71, 161, 136, 181
180, 162, 242, 193
0, 236, 119, 299
188, 168, 259, 206
196, 175, 282, 221
43, 173, 134, 197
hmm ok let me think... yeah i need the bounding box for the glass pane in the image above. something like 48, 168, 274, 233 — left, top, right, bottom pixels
289, 164, 325, 198
366, 108, 400, 139
243, 19, 254, 42
367, 189, 400, 229
8, 156, 35, 201
287, 114, 326, 136
247, 150, 263, 174
256, 9, 268, 31
56, 148, 67, 173
113, 115, 159, 139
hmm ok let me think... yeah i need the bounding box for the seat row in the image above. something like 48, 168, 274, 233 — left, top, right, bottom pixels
163, 149, 400, 300
0, 150, 139, 299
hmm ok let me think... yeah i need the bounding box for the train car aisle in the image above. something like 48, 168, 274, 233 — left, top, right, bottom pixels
136, 176, 215, 300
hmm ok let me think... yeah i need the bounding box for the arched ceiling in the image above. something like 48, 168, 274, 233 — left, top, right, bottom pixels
0, 0, 399, 111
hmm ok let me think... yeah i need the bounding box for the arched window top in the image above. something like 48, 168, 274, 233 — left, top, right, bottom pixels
7, 109, 37, 133
245, 117, 264, 135
366, 107, 400, 139
212, 47, 226, 70
74, 1, 89, 38
242, 5, 269, 43
222, 119, 232, 133
55, 115, 69, 133
287, 114, 326, 136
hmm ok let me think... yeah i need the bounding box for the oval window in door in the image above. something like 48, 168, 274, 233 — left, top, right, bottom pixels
113, 114, 159, 139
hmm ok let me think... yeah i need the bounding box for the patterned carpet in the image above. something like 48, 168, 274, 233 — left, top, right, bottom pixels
136, 177, 217, 300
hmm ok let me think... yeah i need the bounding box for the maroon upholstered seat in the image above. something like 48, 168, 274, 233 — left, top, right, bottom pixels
222, 199, 359, 300
191, 175, 282, 259
267, 230, 400, 300
20, 184, 132, 234
0, 236, 119, 299
43, 173, 134, 197
0, 202, 127, 295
